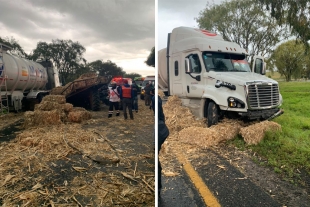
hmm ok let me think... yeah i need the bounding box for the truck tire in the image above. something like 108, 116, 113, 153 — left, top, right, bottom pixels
90, 90, 101, 111
207, 102, 219, 127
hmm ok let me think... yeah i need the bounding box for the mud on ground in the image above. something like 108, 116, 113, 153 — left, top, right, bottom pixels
0, 99, 155, 207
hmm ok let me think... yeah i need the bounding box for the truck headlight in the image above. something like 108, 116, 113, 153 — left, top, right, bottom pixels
227, 97, 245, 108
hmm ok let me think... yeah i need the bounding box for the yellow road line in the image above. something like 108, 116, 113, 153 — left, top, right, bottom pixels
176, 153, 221, 207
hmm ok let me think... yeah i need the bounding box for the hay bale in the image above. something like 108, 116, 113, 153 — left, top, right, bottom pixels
24, 110, 62, 128
42, 95, 66, 104
178, 119, 242, 148
240, 121, 281, 145
34, 101, 63, 111
34, 110, 62, 125
35, 101, 73, 112
68, 110, 91, 123
63, 103, 73, 112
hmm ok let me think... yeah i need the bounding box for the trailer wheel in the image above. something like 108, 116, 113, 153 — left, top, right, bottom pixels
207, 102, 219, 127
90, 90, 101, 111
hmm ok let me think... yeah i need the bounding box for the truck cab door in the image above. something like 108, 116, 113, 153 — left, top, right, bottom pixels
252, 56, 266, 75
184, 53, 204, 98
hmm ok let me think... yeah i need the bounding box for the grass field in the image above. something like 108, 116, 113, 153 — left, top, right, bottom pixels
230, 81, 310, 184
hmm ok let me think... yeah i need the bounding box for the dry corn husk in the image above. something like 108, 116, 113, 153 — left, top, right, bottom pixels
68, 110, 92, 123
240, 120, 281, 145
42, 95, 66, 104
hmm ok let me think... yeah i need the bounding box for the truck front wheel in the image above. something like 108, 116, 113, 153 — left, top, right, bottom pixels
207, 102, 219, 127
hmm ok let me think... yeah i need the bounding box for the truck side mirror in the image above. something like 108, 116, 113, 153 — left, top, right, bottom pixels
252, 56, 265, 75
185, 58, 191, 74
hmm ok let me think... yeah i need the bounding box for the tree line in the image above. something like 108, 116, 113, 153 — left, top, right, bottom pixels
0, 36, 155, 84
196, 0, 310, 81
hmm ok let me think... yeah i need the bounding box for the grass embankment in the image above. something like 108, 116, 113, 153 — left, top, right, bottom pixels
231, 81, 310, 183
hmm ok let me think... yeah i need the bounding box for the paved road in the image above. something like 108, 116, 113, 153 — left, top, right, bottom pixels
159, 149, 281, 207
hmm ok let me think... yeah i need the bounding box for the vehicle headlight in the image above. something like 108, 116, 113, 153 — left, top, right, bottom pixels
227, 97, 245, 108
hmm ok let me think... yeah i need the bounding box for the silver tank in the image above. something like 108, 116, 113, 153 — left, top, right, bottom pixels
2, 53, 48, 92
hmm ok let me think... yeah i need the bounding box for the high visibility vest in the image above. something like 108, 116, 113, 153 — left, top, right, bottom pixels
122, 86, 131, 98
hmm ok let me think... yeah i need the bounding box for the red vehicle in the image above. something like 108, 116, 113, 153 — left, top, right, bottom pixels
110, 77, 132, 86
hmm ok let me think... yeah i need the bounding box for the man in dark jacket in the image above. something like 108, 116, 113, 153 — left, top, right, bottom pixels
155, 95, 169, 196
144, 83, 152, 106
131, 81, 140, 113
119, 79, 134, 120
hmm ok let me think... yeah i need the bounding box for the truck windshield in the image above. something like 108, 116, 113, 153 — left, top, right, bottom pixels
202, 52, 251, 72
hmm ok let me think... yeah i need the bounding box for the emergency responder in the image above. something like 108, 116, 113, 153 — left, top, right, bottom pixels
120, 79, 134, 120
108, 81, 121, 118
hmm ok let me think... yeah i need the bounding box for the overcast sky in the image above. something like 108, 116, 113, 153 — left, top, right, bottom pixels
158, 0, 224, 50
0, 0, 155, 77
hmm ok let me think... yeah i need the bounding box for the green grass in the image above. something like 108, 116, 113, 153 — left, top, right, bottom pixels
230, 81, 310, 183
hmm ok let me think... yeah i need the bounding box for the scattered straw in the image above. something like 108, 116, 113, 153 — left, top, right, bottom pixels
240, 121, 281, 145
159, 96, 282, 175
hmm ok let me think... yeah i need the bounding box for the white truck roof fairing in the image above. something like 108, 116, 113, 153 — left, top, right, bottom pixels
170, 27, 248, 55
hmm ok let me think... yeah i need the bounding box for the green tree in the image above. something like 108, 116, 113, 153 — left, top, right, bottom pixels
124, 73, 142, 80
196, 0, 289, 57
87, 60, 125, 78
30, 39, 86, 84
0, 36, 28, 58
303, 56, 310, 79
271, 40, 306, 82
145, 47, 155, 67
256, 0, 310, 50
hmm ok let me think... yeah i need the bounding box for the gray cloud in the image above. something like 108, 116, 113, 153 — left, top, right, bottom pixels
158, 0, 223, 50
0, 0, 155, 76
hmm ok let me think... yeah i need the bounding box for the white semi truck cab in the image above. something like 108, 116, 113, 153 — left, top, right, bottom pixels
158, 27, 283, 126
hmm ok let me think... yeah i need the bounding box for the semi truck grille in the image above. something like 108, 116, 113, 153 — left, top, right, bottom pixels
247, 83, 279, 109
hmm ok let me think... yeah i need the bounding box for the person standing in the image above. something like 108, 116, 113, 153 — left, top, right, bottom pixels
131, 81, 140, 113
144, 83, 152, 106
156, 95, 169, 196
108, 82, 121, 118
120, 79, 134, 120
149, 86, 155, 110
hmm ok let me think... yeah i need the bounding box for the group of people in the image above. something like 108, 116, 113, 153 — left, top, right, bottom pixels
107, 79, 139, 120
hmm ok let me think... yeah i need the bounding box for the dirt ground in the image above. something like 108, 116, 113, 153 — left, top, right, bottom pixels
0, 98, 155, 207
